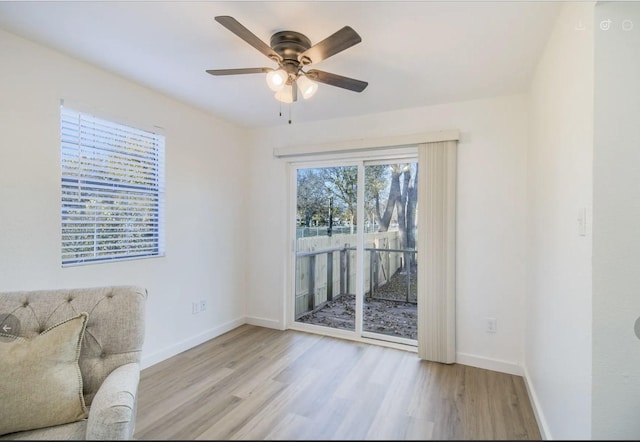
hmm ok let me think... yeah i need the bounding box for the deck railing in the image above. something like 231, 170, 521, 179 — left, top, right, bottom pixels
295, 243, 417, 317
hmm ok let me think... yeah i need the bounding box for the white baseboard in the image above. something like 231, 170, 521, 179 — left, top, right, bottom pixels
456, 352, 524, 376
522, 365, 551, 440
140, 317, 245, 369
244, 315, 284, 330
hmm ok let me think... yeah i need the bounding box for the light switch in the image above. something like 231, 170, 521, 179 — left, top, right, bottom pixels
577, 207, 587, 236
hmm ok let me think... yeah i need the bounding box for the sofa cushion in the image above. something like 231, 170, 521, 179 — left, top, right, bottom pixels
0, 313, 89, 436
0, 420, 87, 440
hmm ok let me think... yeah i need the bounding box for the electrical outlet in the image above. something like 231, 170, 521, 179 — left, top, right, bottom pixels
192, 300, 206, 315
486, 317, 497, 333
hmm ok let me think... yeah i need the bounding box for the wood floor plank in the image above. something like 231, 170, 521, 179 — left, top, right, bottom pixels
365, 351, 427, 440
263, 412, 312, 440
225, 371, 322, 440
510, 376, 543, 440
197, 379, 292, 440
135, 325, 542, 440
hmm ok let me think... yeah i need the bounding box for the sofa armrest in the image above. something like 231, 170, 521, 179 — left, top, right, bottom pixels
85, 363, 141, 440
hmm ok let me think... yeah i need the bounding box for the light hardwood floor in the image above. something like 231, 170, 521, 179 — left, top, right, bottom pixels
134, 325, 541, 440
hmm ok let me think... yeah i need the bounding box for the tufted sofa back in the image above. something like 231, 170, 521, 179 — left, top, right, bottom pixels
0, 285, 147, 406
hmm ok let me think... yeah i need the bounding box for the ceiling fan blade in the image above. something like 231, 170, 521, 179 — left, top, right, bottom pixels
298, 26, 361, 65
206, 68, 272, 76
306, 69, 368, 93
215, 16, 283, 63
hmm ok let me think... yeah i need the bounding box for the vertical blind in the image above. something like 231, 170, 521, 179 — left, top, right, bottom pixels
60, 106, 165, 266
417, 140, 457, 363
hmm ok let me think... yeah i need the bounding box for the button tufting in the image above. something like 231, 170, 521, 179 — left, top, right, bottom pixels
22, 301, 29, 307
67, 297, 73, 302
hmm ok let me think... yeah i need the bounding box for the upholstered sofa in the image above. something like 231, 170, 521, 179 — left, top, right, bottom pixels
0, 285, 147, 440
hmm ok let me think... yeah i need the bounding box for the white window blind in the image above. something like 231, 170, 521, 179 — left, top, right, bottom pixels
60, 106, 165, 266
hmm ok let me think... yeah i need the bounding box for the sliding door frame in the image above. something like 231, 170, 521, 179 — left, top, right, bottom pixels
285, 149, 419, 352
278, 130, 459, 359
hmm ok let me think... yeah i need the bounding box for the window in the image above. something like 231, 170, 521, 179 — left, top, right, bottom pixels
60, 106, 165, 266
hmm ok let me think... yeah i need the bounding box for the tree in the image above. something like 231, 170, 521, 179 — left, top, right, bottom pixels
364, 165, 390, 230
296, 169, 328, 226
365, 162, 418, 271
405, 164, 418, 269
322, 166, 358, 232
297, 163, 418, 265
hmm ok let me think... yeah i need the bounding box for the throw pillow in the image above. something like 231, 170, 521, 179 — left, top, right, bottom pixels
0, 312, 89, 436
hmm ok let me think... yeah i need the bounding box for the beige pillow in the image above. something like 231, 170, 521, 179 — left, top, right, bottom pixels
0, 313, 89, 436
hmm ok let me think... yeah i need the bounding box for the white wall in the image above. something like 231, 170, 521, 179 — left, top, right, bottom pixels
247, 94, 529, 374
593, 2, 640, 439
0, 29, 250, 368
525, 2, 594, 439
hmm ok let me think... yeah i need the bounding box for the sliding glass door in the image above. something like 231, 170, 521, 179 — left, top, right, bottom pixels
294, 165, 358, 332
291, 157, 418, 346
362, 161, 418, 344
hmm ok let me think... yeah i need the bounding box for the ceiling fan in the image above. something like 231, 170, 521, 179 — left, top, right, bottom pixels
206, 16, 368, 104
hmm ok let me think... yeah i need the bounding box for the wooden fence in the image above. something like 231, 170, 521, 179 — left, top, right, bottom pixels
294, 230, 415, 318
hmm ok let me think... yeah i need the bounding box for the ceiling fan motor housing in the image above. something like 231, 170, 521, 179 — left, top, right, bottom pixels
270, 31, 312, 76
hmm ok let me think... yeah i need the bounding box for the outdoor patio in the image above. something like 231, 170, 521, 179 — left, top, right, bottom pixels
296, 270, 417, 340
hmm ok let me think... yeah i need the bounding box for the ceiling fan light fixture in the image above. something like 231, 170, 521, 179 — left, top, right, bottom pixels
274, 84, 294, 103
208, 16, 368, 111
297, 75, 318, 99
266, 69, 287, 91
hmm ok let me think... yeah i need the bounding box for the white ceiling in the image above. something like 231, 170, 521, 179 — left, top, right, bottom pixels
0, 1, 562, 128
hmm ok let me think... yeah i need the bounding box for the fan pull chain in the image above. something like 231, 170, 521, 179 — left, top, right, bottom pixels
276, 103, 293, 124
